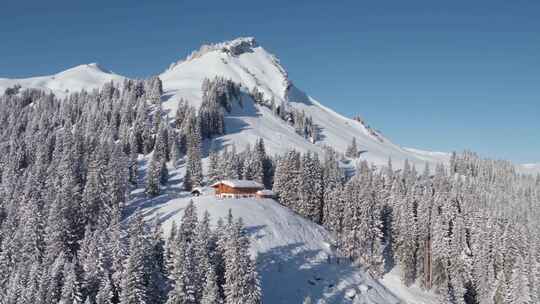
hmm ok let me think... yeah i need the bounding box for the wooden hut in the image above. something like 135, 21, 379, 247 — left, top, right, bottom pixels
210, 180, 264, 198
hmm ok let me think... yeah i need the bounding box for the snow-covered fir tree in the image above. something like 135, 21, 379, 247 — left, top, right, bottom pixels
345, 137, 359, 158
183, 113, 203, 191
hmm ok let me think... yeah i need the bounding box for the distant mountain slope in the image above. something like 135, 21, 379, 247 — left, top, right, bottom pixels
133, 189, 407, 304
0, 63, 125, 96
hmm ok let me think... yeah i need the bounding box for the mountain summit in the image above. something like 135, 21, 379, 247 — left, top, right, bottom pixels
170, 37, 261, 67
161, 36, 290, 107
159, 37, 449, 167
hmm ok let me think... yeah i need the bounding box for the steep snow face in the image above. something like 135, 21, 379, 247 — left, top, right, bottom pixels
0, 63, 125, 97
160, 37, 449, 168
133, 190, 401, 304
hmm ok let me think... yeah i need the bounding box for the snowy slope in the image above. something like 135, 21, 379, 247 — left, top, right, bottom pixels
130, 189, 404, 304
160, 37, 449, 168
0, 63, 125, 97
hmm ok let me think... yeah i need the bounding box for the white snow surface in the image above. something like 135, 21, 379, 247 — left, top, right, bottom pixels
132, 190, 404, 304
0, 63, 125, 97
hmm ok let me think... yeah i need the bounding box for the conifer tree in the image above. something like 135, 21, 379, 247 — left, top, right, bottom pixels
147, 217, 167, 304
167, 242, 198, 304
128, 133, 139, 185
146, 152, 162, 197
345, 137, 359, 158
107, 144, 129, 213
273, 150, 300, 209
60, 260, 84, 304
120, 213, 150, 304
298, 152, 324, 223
207, 148, 221, 185
201, 267, 222, 304
394, 192, 419, 286
223, 219, 261, 304
95, 276, 114, 304
184, 114, 203, 190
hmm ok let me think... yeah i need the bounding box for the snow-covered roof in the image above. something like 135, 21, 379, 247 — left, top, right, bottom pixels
211, 180, 264, 189
256, 189, 274, 196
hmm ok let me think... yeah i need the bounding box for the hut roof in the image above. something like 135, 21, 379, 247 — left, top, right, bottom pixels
211, 180, 264, 189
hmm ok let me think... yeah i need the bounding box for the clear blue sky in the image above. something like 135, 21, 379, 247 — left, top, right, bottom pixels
1, 1, 539, 163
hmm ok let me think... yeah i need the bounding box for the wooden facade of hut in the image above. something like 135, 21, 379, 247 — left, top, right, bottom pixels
210, 180, 264, 198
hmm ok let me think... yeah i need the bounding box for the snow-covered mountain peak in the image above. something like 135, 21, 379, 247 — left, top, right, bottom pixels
169, 37, 261, 68
158, 37, 451, 168
0, 62, 125, 97
161, 36, 291, 107
205, 36, 259, 56
68, 62, 112, 74
54, 62, 116, 78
